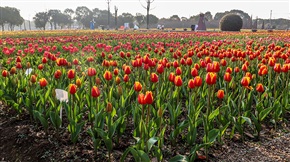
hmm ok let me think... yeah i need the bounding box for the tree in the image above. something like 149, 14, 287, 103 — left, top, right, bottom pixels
75, 6, 92, 28
48, 9, 61, 30
147, 14, 159, 25
135, 13, 145, 26
114, 6, 118, 29
64, 8, 75, 28
34, 12, 49, 30
139, 0, 155, 29
106, 0, 112, 29
170, 15, 181, 21
205, 11, 213, 21
0, 7, 24, 31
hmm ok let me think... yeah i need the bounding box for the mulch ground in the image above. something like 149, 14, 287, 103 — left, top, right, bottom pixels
1, 101, 290, 162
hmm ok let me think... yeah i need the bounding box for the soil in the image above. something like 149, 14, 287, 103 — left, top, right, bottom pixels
1, 102, 290, 162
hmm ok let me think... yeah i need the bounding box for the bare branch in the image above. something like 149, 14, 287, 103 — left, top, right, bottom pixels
139, 0, 147, 9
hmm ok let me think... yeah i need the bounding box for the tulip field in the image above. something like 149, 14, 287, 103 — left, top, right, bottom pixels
0, 30, 290, 161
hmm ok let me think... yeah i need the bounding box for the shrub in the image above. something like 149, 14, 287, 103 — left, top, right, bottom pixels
220, 14, 243, 31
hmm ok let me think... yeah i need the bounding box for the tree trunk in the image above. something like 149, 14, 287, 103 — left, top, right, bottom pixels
28, 21, 31, 30
1, 24, 4, 31
50, 22, 53, 30
147, 9, 149, 29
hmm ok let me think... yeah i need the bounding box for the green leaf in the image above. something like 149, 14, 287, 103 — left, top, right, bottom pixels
33, 110, 48, 130
147, 137, 158, 152
241, 116, 252, 127
259, 107, 273, 121
137, 150, 150, 162
205, 129, 219, 143
50, 111, 61, 129
209, 108, 219, 122
168, 155, 188, 162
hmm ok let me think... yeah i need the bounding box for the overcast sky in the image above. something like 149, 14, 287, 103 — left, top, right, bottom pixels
1, 0, 289, 20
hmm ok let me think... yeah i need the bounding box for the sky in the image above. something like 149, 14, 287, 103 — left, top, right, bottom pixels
1, 0, 290, 21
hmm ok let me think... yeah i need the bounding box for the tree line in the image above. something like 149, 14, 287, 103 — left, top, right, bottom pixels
1, 5, 289, 31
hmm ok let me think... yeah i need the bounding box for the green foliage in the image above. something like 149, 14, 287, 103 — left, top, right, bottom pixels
220, 14, 243, 31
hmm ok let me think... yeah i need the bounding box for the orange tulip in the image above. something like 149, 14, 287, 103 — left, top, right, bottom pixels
115, 76, 121, 85
76, 78, 82, 87
134, 81, 142, 92
256, 83, 264, 93
103, 70, 112, 81
241, 76, 251, 87
205, 72, 217, 85
224, 72, 232, 82
138, 93, 146, 105
91, 86, 100, 98
217, 90, 224, 99
10, 67, 16, 75
30, 75, 37, 83
174, 75, 183, 87
87, 67, 96, 77
144, 91, 154, 104
39, 78, 48, 87
194, 76, 202, 87
42, 57, 47, 64
69, 84, 77, 95
106, 102, 113, 113
226, 67, 232, 74
273, 63, 281, 73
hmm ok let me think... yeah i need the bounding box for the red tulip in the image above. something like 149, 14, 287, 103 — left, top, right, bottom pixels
87, 67, 96, 77
138, 93, 146, 105
168, 72, 175, 82
176, 67, 182, 75
273, 63, 281, 73
191, 68, 198, 77
217, 90, 224, 99
16, 62, 22, 69
38, 64, 44, 70
54, 70, 62, 79
113, 68, 119, 76
188, 79, 195, 89
124, 66, 131, 74
2, 70, 8, 77
67, 69, 75, 79
103, 70, 112, 81
69, 84, 77, 95
123, 74, 129, 82
72, 59, 79, 65
150, 73, 159, 83
144, 91, 154, 104
224, 72, 232, 82
42, 57, 47, 64
91, 86, 100, 98
134, 81, 142, 92
241, 76, 251, 87
39, 78, 48, 87
156, 64, 164, 74
193, 76, 202, 87
256, 83, 264, 93
205, 72, 217, 85
174, 75, 183, 87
